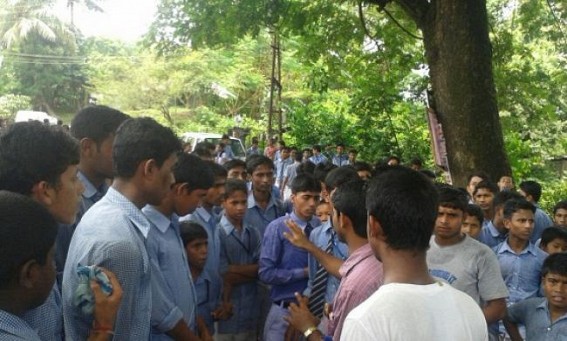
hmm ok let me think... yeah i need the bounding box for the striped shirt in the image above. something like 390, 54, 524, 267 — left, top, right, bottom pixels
328, 243, 384, 339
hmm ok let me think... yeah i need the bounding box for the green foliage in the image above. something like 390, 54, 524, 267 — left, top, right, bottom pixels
0, 94, 31, 119
539, 178, 567, 214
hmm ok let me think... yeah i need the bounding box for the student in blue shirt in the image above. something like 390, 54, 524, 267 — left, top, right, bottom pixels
144, 153, 215, 340
478, 190, 524, 248
56, 105, 129, 281
518, 180, 554, 243
494, 198, 548, 304
218, 179, 262, 340
0, 192, 123, 341
180, 222, 230, 337
494, 198, 548, 338
0, 122, 85, 341
259, 174, 321, 341
504, 253, 567, 341
244, 155, 285, 237
224, 159, 247, 181
63, 118, 182, 340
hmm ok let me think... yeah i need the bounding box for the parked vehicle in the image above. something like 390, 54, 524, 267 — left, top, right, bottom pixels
181, 132, 246, 160
14, 110, 58, 125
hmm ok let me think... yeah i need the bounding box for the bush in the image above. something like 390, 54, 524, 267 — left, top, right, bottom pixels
0, 94, 31, 120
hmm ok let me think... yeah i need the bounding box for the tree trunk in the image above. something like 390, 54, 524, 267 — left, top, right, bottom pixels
401, 0, 512, 187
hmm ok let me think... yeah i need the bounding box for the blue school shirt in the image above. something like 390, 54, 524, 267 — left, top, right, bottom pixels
507, 297, 567, 341
63, 187, 152, 340
56, 171, 108, 280
493, 240, 548, 304
244, 190, 285, 238
531, 206, 553, 243
259, 212, 321, 302
143, 206, 198, 339
183, 207, 221, 277
478, 220, 507, 248
195, 270, 217, 335
0, 310, 41, 341
303, 220, 349, 303
218, 215, 262, 334
21, 285, 63, 341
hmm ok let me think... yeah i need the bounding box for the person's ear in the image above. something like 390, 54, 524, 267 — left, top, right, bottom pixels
30, 181, 55, 207
339, 213, 351, 231
18, 260, 39, 289
79, 138, 96, 158
368, 215, 386, 241
174, 183, 188, 195
142, 159, 158, 178
503, 218, 512, 230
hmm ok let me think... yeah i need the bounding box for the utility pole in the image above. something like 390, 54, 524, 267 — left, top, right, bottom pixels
268, 29, 282, 141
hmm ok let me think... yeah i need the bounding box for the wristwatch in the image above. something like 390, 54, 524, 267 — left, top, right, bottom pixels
304, 326, 318, 338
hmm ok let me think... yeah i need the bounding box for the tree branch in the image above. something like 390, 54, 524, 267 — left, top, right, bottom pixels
392, 0, 429, 28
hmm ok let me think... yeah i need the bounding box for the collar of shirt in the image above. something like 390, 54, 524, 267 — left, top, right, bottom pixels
290, 211, 320, 230
0, 309, 41, 340
142, 205, 178, 234
497, 239, 538, 256
487, 220, 505, 238
105, 187, 152, 238
219, 214, 250, 235
536, 299, 567, 323
195, 206, 214, 223
339, 243, 374, 278
247, 191, 277, 210
78, 170, 108, 200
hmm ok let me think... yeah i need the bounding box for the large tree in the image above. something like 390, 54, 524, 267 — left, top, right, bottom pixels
149, 0, 559, 185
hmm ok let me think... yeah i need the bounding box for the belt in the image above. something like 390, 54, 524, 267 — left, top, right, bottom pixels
273, 300, 293, 308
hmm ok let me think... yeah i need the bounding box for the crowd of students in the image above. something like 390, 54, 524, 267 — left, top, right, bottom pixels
0, 104, 566, 341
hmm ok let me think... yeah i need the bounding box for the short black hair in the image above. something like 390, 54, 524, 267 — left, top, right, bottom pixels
221, 134, 230, 140
387, 155, 400, 164
465, 204, 484, 224
366, 166, 438, 252
205, 161, 228, 179
473, 180, 499, 196
352, 161, 372, 174
540, 226, 567, 248
467, 171, 490, 185
113, 118, 181, 178
324, 167, 359, 193
0, 122, 80, 195
312, 145, 322, 153
293, 151, 303, 162
297, 161, 315, 175
553, 200, 567, 215
541, 252, 567, 277
173, 153, 214, 191
291, 174, 321, 194
246, 155, 274, 174
336, 143, 345, 148
70, 105, 129, 145
502, 198, 536, 220
224, 179, 248, 199
519, 180, 543, 202
223, 159, 246, 172
410, 157, 423, 167
0, 191, 58, 289
348, 149, 358, 154
179, 221, 208, 247
314, 163, 337, 184
332, 179, 367, 238
192, 141, 215, 159
492, 190, 524, 210
437, 185, 468, 212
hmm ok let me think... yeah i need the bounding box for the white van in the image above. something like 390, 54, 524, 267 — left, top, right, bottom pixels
14, 110, 58, 125
181, 132, 246, 160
